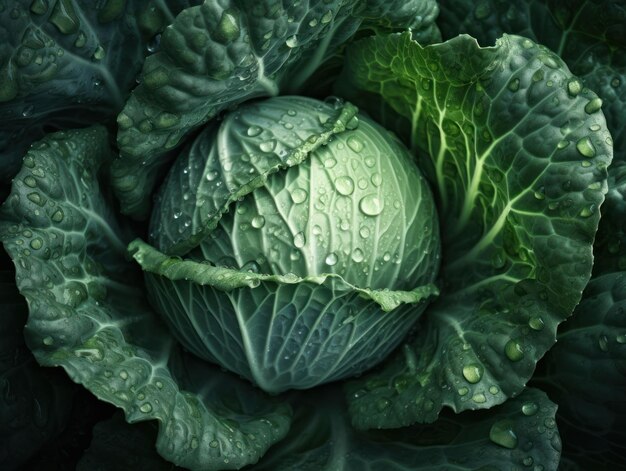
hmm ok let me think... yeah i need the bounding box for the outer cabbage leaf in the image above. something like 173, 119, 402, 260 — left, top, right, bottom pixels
438, 0, 626, 164
0, 127, 291, 470
0, 0, 200, 182
76, 387, 562, 471
112, 0, 441, 218
0, 249, 74, 470
533, 272, 626, 470
254, 387, 561, 471
337, 33, 612, 428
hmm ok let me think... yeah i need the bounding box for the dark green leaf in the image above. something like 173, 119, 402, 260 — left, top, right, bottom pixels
0, 126, 291, 470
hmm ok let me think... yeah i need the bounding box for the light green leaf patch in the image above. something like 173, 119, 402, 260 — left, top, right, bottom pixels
338, 32, 612, 428
0, 127, 291, 470
130, 238, 438, 312
438, 0, 625, 164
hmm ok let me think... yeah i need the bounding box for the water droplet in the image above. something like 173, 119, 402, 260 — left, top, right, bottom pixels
290, 188, 307, 204
293, 232, 305, 248
567, 79, 582, 96
576, 137, 596, 158
312, 225, 322, 236
351, 248, 364, 263
325, 252, 338, 266
217, 9, 240, 42
616, 334, 626, 344
611, 77, 621, 88
23, 176, 37, 188
508, 78, 520, 91
29, 238, 43, 250
43, 336, 53, 345
285, 35, 297, 48
119, 370, 128, 380
489, 385, 499, 395
521, 401, 538, 416
147, 33, 161, 53
490, 420, 518, 449
458, 387, 469, 396
259, 140, 276, 153
557, 139, 569, 149
308, 18, 318, 27
335, 176, 354, 195
247, 125, 262, 137
140, 403, 153, 413
371, 173, 382, 187
505, 339, 524, 361
92, 45, 105, 60
50, 208, 65, 222
359, 226, 370, 239
462, 364, 483, 383
579, 204, 596, 217
584, 98, 602, 114
251, 215, 265, 228
321, 10, 333, 23
309, 148, 330, 164
528, 316, 544, 330
347, 136, 363, 152
540, 54, 559, 69
589, 124, 601, 132
359, 194, 383, 216
472, 393, 486, 403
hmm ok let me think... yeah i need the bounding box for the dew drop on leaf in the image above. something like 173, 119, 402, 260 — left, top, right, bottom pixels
489, 420, 518, 449
521, 401, 538, 416
504, 339, 524, 361
335, 176, 355, 195
462, 363, 483, 383
576, 137, 596, 157
359, 194, 383, 216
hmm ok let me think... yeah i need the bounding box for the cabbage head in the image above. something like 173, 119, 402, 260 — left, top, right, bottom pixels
131, 96, 441, 392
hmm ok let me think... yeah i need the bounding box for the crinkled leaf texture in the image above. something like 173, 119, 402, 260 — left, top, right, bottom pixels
438, 0, 626, 163
112, 0, 441, 218
535, 160, 626, 469
254, 387, 561, 470
77, 387, 562, 471
0, 0, 200, 182
133, 96, 440, 393
0, 249, 74, 470
0, 127, 291, 470
336, 32, 612, 428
